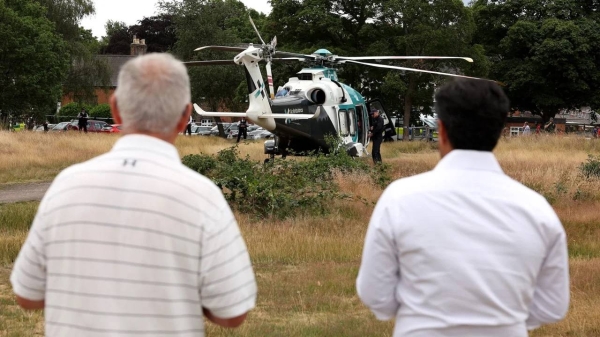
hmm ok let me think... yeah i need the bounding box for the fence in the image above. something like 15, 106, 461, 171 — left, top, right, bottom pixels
395, 127, 439, 141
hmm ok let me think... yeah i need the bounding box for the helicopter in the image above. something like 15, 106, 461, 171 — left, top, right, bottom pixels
185, 17, 485, 161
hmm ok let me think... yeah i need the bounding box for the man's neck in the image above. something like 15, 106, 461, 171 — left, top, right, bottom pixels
122, 130, 177, 145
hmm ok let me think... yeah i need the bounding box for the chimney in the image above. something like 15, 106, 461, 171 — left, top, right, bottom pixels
130, 35, 148, 56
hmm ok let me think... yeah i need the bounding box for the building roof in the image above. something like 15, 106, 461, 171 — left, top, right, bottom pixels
97, 55, 135, 87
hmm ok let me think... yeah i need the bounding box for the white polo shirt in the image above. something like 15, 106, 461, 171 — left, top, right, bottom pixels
357, 150, 569, 337
11, 134, 256, 336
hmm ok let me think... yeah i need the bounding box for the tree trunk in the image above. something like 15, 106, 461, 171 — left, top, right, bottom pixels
403, 75, 416, 141
215, 117, 225, 137
210, 100, 226, 137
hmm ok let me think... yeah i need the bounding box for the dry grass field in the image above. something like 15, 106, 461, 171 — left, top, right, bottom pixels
1, 131, 600, 336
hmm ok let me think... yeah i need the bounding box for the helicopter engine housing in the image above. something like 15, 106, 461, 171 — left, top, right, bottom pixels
306, 88, 327, 105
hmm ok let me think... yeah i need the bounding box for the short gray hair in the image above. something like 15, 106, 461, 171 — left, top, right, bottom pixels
115, 53, 191, 135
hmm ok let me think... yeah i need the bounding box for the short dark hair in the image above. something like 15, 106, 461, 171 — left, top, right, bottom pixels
435, 79, 509, 151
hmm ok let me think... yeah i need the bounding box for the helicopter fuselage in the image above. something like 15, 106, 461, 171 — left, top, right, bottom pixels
266, 67, 372, 156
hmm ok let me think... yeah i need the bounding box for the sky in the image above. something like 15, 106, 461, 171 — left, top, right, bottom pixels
81, 0, 470, 39
81, 0, 273, 39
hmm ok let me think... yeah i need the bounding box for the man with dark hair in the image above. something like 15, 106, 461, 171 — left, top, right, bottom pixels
357, 79, 569, 337
369, 109, 384, 163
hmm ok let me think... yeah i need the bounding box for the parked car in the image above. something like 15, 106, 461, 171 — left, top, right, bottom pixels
102, 124, 122, 133
192, 125, 212, 136
224, 123, 240, 138
247, 127, 273, 139
51, 122, 70, 132
229, 124, 260, 139
67, 120, 110, 132
209, 123, 232, 136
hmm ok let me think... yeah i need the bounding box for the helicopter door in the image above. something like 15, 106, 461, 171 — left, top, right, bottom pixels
355, 105, 367, 145
348, 108, 357, 143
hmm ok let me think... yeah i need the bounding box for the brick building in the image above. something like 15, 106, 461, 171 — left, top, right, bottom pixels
61, 36, 147, 106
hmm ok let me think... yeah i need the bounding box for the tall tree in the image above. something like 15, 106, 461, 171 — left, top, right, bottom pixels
0, 0, 69, 120
373, 0, 487, 138
101, 20, 131, 55
160, 0, 257, 135
473, 0, 600, 119
35, 0, 94, 40
63, 27, 112, 104
101, 16, 178, 55
34, 0, 112, 104
129, 14, 177, 53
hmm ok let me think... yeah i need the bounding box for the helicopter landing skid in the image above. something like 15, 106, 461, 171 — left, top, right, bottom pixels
263, 138, 279, 164
263, 136, 290, 163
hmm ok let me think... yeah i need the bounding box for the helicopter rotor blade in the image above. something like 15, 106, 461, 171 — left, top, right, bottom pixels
194, 45, 248, 52
274, 51, 316, 59
344, 60, 489, 81
272, 57, 306, 62
337, 56, 474, 63
184, 58, 303, 67
271, 36, 277, 49
184, 60, 236, 67
249, 15, 266, 45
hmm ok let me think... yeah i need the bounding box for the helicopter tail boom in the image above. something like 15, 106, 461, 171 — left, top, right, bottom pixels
193, 104, 318, 120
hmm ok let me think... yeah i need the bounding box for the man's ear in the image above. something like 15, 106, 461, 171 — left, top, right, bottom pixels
176, 103, 192, 133
109, 95, 123, 125
437, 120, 446, 140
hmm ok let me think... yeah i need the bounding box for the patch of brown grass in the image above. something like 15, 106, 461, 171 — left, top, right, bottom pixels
0, 131, 265, 184
1, 135, 600, 336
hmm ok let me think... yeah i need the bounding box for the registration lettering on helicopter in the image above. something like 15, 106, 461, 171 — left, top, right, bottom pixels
284, 108, 304, 114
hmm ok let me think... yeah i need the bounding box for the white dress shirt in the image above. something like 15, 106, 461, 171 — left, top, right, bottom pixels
357, 150, 569, 337
11, 135, 256, 336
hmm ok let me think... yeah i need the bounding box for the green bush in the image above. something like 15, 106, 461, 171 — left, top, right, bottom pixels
580, 155, 600, 179
58, 102, 93, 117
90, 104, 112, 119
182, 143, 390, 219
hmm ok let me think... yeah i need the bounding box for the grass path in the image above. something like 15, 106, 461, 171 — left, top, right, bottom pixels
0, 183, 50, 204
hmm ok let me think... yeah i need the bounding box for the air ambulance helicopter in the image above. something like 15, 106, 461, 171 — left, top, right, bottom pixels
186, 17, 484, 161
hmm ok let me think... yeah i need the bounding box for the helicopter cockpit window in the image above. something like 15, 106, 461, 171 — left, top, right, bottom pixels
338, 109, 349, 136
348, 109, 356, 136
298, 73, 312, 81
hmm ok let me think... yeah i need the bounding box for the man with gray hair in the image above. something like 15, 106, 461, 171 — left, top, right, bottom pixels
11, 53, 257, 336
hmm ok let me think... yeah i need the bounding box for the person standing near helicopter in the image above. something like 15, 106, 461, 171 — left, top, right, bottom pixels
237, 117, 248, 143
369, 109, 385, 163
77, 109, 89, 133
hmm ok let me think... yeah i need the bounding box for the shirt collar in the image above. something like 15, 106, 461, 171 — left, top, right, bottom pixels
111, 134, 181, 163
434, 150, 503, 174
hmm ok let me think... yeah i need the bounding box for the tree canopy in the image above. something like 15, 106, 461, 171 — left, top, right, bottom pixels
0, 0, 69, 118
101, 15, 178, 55
2, 0, 598, 124
473, 0, 600, 119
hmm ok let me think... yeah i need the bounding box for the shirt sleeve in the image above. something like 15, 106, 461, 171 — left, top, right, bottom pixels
356, 195, 400, 320
198, 194, 256, 319
10, 210, 48, 301
526, 217, 570, 330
